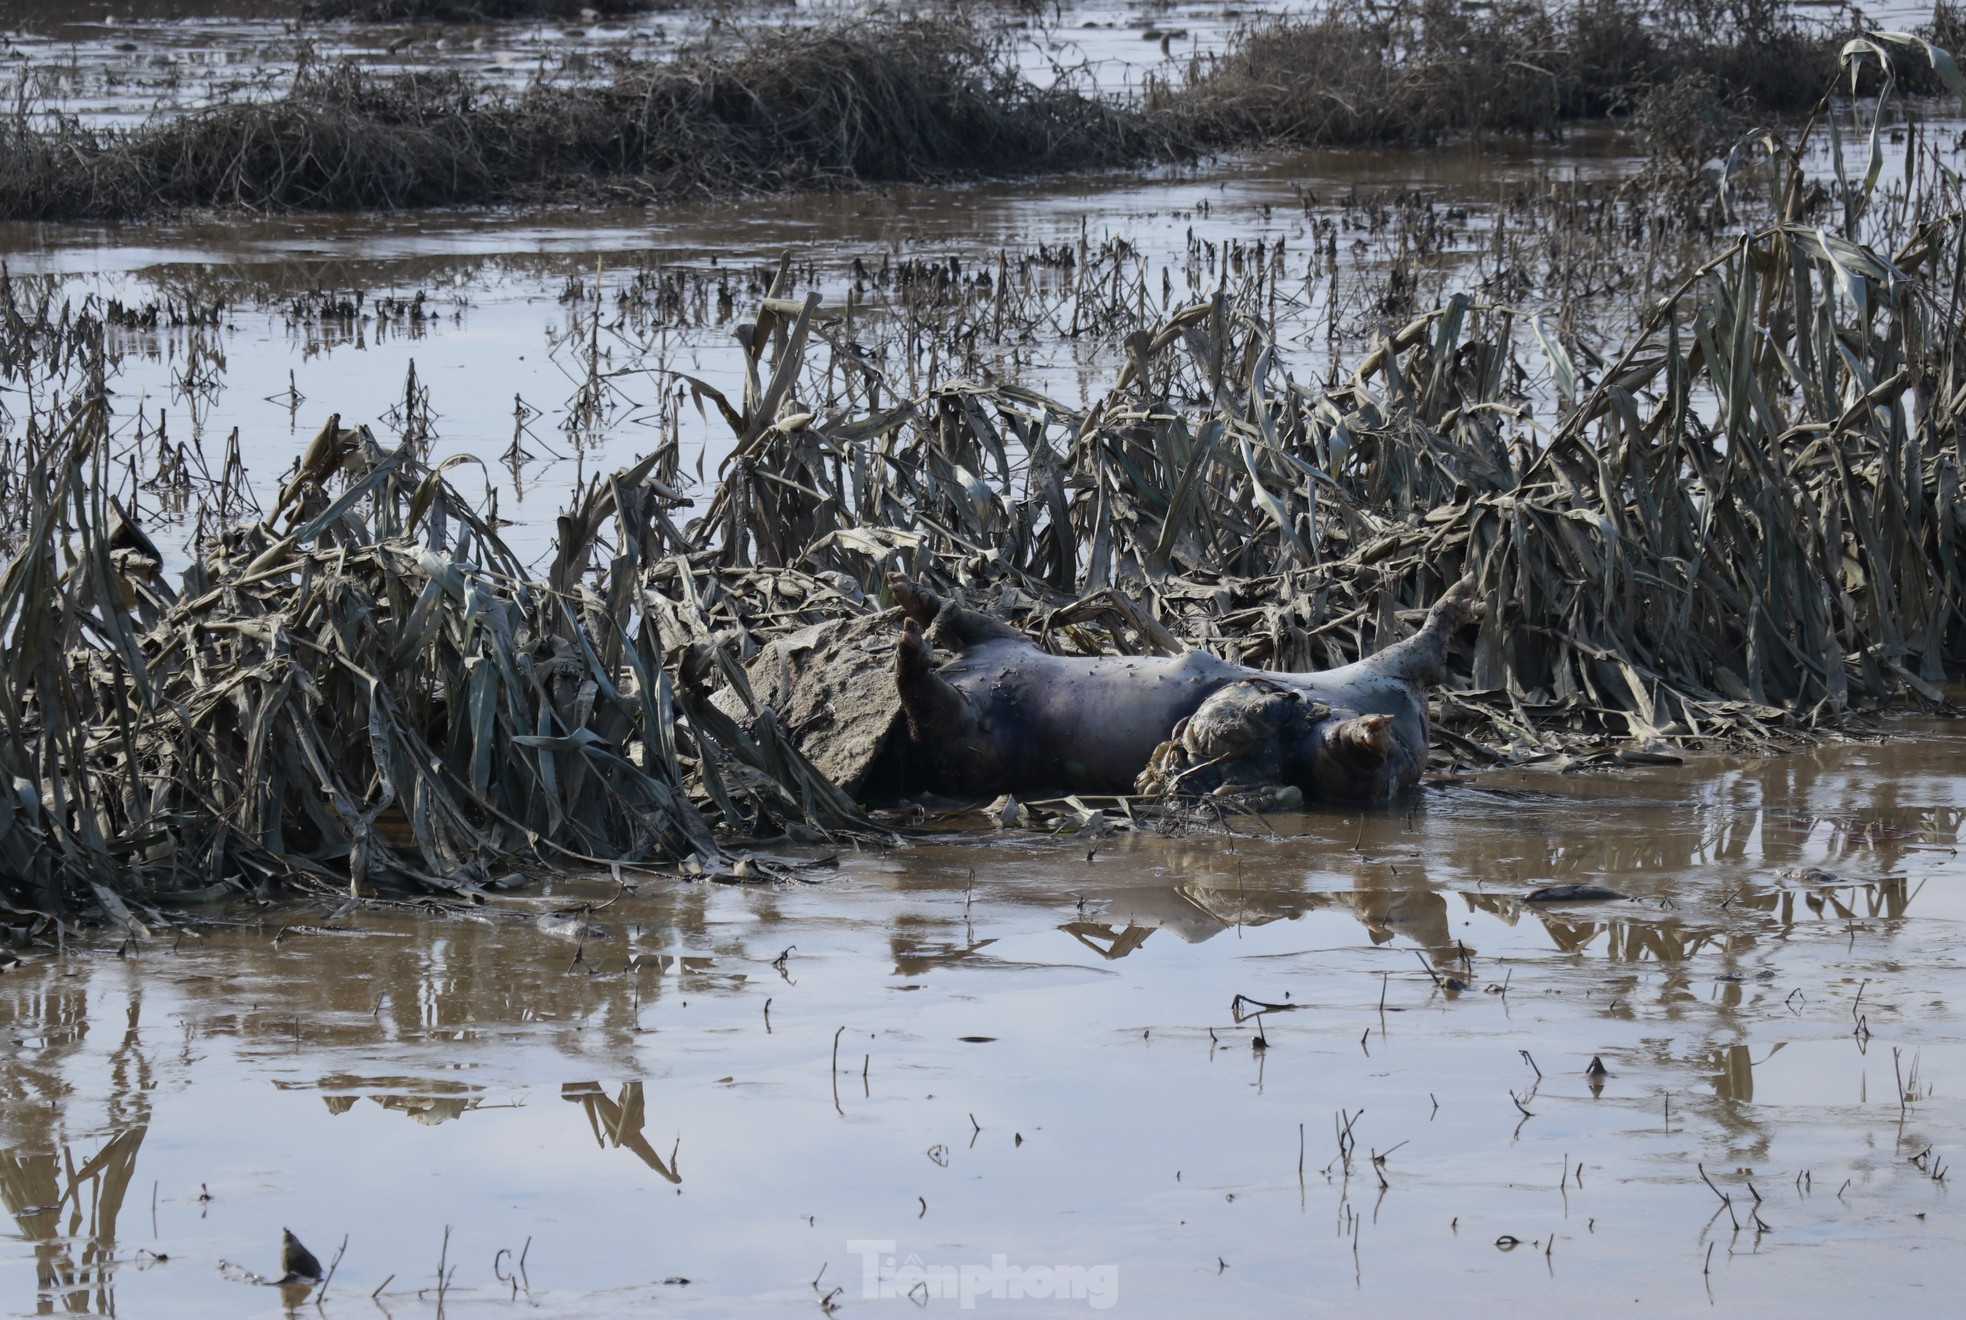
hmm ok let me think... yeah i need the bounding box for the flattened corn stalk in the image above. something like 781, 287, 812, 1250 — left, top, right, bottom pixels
0, 366, 869, 914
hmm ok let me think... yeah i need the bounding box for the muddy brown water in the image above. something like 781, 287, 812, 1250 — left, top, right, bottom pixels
4, 722, 1964, 1315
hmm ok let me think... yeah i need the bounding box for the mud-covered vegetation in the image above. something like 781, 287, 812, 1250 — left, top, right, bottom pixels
0, 4, 1956, 221
1165, 0, 1914, 149
0, 17, 1152, 221
3, 37, 1963, 916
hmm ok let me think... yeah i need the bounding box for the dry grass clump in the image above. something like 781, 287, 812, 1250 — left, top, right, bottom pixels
1164, 0, 1866, 150
0, 16, 1157, 221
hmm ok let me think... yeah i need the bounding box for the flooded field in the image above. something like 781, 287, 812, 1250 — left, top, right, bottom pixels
5, 1, 1966, 1314
1, 0, 1272, 128
0, 133, 1642, 566
5, 727, 1965, 1315
0, 0, 1953, 566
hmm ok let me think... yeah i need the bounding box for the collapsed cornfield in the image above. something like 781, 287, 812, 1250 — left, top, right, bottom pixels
2, 28, 1965, 918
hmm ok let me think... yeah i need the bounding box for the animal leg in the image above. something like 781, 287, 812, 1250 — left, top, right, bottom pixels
1347, 574, 1478, 688
893, 618, 1011, 795
886, 572, 1027, 649
893, 617, 980, 742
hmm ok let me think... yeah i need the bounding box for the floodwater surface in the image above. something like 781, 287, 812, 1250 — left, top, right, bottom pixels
4, 725, 1964, 1315
0, 132, 1648, 569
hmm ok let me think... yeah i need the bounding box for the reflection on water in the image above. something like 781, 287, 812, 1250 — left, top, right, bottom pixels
1, 729, 1964, 1314
562, 1081, 680, 1184
0, 1128, 145, 1316
275, 1074, 496, 1126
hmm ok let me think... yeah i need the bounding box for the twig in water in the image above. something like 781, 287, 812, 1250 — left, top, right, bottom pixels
831, 1025, 845, 1114
1231, 993, 1302, 1020
435, 1225, 452, 1318
1697, 1164, 1740, 1231
315, 1235, 348, 1304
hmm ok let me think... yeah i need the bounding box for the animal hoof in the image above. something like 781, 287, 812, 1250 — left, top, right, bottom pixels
887, 572, 937, 624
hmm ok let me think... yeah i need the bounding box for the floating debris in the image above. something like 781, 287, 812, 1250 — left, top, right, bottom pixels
279, 1229, 323, 1285
1776, 865, 1845, 885
1524, 885, 1631, 903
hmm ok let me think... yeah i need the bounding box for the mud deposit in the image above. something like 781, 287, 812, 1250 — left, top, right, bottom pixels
4, 729, 1964, 1315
